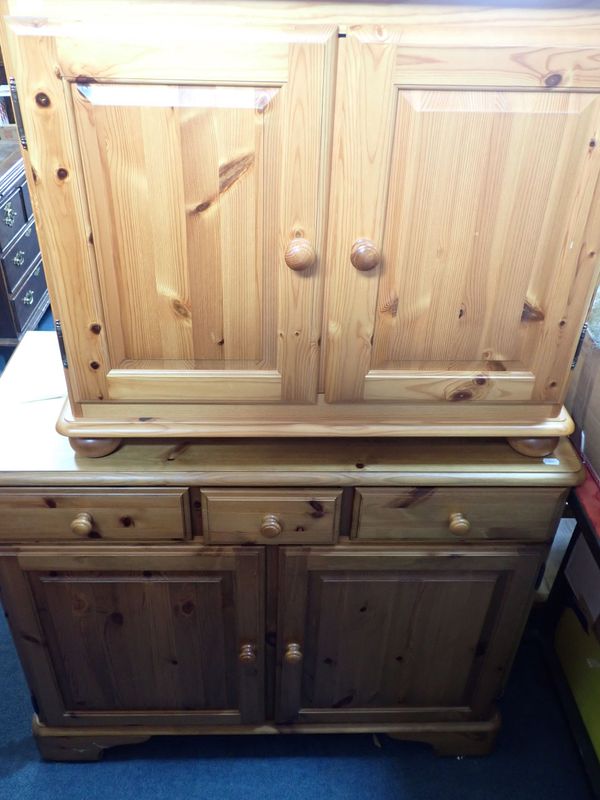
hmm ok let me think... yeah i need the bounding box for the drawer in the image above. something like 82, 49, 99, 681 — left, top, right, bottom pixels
11, 257, 47, 332
2, 219, 40, 293
21, 181, 33, 218
352, 487, 567, 542
200, 489, 342, 544
0, 489, 191, 541
0, 187, 26, 251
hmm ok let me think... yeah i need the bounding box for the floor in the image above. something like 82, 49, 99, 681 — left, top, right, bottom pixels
0, 610, 593, 800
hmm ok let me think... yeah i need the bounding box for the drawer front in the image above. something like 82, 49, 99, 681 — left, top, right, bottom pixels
0, 489, 191, 541
0, 187, 26, 250
200, 489, 342, 544
11, 257, 47, 332
352, 487, 567, 542
2, 219, 40, 293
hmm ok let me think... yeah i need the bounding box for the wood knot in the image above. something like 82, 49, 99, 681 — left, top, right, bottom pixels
449, 389, 473, 402
544, 73, 562, 88
172, 298, 191, 319
521, 300, 545, 323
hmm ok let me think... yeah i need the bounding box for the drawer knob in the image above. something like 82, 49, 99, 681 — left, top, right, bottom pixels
350, 238, 380, 271
260, 513, 283, 538
239, 643, 257, 665
284, 643, 303, 665
70, 512, 94, 537
448, 512, 471, 536
12, 250, 25, 267
284, 238, 316, 271
22, 290, 35, 306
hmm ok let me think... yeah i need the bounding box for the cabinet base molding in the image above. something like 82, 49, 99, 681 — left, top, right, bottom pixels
32, 712, 501, 762
57, 398, 574, 447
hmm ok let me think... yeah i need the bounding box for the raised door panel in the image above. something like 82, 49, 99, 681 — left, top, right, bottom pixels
276, 546, 543, 724
4, 18, 336, 404
0, 547, 264, 726
324, 32, 600, 405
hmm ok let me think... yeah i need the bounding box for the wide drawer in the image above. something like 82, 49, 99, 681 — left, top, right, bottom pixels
0, 489, 191, 541
352, 487, 567, 542
0, 186, 26, 251
200, 488, 342, 544
2, 219, 40, 293
11, 257, 47, 332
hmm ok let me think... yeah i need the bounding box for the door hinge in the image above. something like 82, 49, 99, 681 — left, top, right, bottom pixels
571, 322, 589, 369
8, 78, 27, 150
55, 319, 68, 368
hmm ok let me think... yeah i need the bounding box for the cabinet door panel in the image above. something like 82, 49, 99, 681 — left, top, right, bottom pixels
324, 32, 600, 405
276, 546, 542, 724
0, 547, 264, 726
5, 19, 336, 404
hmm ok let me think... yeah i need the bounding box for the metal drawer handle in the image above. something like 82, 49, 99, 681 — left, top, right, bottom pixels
22, 290, 34, 306
3, 203, 17, 227
12, 250, 25, 267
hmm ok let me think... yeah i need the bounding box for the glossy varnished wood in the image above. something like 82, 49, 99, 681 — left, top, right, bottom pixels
0, 546, 265, 726
276, 546, 544, 724
2, 4, 599, 440
352, 487, 567, 542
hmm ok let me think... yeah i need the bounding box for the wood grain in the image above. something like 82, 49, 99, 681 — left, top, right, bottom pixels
0, 488, 190, 541
351, 487, 567, 542
201, 488, 341, 544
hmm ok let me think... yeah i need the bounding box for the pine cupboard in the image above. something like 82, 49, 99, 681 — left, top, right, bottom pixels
0, 333, 584, 761
1, 2, 600, 456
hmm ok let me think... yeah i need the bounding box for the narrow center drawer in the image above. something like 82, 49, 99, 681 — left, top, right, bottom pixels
0, 489, 191, 541
200, 489, 342, 544
352, 487, 567, 542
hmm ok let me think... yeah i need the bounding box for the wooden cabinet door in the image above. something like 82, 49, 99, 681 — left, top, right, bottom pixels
324, 30, 600, 406
0, 547, 264, 726
276, 546, 543, 724
4, 19, 336, 404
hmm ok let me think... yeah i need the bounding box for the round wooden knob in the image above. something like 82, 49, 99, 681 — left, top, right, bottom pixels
284, 238, 316, 271
350, 238, 381, 271
239, 643, 257, 664
260, 513, 283, 538
284, 643, 303, 665
70, 512, 94, 537
448, 512, 471, 536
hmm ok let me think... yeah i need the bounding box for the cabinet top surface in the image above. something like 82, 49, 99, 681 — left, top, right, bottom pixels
5, 0, 600, 38
0, 333, 584, 487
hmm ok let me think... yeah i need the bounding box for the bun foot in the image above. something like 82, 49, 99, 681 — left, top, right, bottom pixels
68, 437, 122, 458
507, 437, 560, 458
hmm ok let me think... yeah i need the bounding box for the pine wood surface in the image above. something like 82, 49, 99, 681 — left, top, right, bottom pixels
0, 333, 583, 486
2, 1, 600, 441
351, 487, 568, 542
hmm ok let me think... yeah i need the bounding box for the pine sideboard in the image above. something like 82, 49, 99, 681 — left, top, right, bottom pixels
0, 333, 584, 760
1, 1, 600, 456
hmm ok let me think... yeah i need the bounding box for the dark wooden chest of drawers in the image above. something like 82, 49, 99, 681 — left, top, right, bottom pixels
0, 140, 47, 346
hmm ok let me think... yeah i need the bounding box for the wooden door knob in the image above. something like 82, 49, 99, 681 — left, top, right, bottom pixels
239, 643, 257, 664
260, 513, 283, 538
284, 643, 303, 665
284, 238, 316, 271
70, 512, 94, 537
350, 238, 380, 271
448, 512, 471, 536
